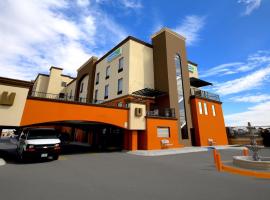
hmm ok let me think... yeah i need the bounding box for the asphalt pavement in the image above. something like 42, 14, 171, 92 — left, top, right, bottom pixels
0, 139, 270, 200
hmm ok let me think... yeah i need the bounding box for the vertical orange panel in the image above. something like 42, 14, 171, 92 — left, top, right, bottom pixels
130, 130, 138, 151
190, 98, 228, 146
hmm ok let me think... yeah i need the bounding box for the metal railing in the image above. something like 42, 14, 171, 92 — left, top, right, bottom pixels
190, 88, 220, 102
147, 108, 176, 118
30, 91, 91, 104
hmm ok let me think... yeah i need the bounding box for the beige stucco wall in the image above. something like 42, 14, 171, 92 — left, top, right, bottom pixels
0, 85, 29, 126
33, 75, 49, 94
94, 41, 130, 102
64, 80, 76, 101
78, 75, 89, 102
128, 40, 154, 93
33, 68, 74, 98
128, 103, 146, 130
93, 39, 155, 102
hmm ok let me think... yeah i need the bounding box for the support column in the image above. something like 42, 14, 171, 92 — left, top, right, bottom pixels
130, 130, 138, 151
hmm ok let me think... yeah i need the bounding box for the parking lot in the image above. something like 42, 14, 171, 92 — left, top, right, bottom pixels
0, 139, 270, 200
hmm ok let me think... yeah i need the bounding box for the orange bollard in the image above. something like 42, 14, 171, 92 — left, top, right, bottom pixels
243, 148, 249, 156
215, 153, 222, 171
213, 149, 217, 164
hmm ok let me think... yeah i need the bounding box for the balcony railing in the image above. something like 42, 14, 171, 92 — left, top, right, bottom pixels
29, 91, 91, 104
146, 108, 176, 118
190, 88, 220, 102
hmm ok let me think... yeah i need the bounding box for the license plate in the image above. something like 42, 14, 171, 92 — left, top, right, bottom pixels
41, 153, 48, 158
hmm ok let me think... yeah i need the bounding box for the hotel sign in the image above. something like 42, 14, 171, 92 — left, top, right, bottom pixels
107, 48, 122, 62
188, 64, 197, 74
0, 91, 16, 106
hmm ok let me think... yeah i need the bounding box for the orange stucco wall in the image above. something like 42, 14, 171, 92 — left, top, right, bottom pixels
140, 117, 182, 150
190, 98, 228, 146
20, 99, 129, 128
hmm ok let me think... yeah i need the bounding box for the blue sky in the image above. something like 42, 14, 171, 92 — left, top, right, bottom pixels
0, 0, 270, 126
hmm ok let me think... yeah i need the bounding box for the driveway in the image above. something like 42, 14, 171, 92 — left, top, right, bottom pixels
0, 140, 269, 200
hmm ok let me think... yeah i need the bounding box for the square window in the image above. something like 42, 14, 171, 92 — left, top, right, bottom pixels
61, 81, 67, 87
157, 127, 170, 138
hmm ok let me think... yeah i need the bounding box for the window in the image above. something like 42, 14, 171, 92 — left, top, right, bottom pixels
61, 81, 67, 87
204, 103, 208, 115
175, 54, 188, 139
80, 82, 84, 93
96, 73, 99, 85
94, 89, 98, 102
104, 84, 109, 99
212, 105, 216, 117
106, 66, 110, 79
117, 102, 123, 107
69, 90, 72, 99
198, 102, 203, 114
118, 57, 124, 72
157, 127, 170, 138
117, 78, 123, 95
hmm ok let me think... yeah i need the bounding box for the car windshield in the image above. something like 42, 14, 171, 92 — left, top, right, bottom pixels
27, 129, 58, 140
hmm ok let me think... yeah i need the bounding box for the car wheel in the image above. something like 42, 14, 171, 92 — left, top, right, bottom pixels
53, 154, 59, 160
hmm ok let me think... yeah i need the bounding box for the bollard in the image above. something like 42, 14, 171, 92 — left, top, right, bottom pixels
213, 149, 217, 164
243, 148, 249, 156
215, 153, 222, 171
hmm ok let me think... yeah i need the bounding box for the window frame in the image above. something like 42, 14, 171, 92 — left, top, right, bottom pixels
118, 57, 124, 73
105, 66, 110, 79
117, 78, 123, 95
104, 84, 109, 99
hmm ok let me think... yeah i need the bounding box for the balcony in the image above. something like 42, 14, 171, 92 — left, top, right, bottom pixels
190, 88, 220, 102
146, 108, 176, 118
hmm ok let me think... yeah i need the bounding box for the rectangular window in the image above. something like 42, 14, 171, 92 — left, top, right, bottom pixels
157, 127, 170, 138
94, 89, 98, 102
117, 78, 123, 95
80, 82, 84, 93
61, 81, 67, 87
198, 102, 203, 114
69, 90, 72, 99
104, 84, 109, 99
96, 73, 99, 85
212, 105, 216, 117
118, 57, 124, 72
106, 66, 110, 79
204, 103, 208, 115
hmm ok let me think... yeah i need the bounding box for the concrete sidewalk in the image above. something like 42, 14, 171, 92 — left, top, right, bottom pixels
128, 145, 245, 156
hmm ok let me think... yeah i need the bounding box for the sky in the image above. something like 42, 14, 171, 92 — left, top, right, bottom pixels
0, 0, 270, 126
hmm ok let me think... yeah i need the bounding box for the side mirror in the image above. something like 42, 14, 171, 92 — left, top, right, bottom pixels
20, 135, 26, 140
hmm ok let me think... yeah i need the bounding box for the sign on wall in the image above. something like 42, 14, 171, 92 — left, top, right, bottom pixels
107, 48, 122, 62
188, 63, 197, 74
0, 91, 16, 106
157, 127, 170, 138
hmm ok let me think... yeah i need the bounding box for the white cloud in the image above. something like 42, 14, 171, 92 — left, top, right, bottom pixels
173, 15, 206, 46
120, 0, 142, 9
77, 0, 90, 7
201, 50, 270, 78
238, 0, 262, 15
214, 66, 270, 95
225, 101, 270, 126
229, 94, 270, 103
0, 0, 127, 80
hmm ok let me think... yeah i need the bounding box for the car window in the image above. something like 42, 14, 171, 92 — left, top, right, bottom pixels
27, 130, 58, 140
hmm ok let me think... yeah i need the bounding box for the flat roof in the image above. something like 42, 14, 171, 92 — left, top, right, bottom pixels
190, 77, 212, 88
95, 36, 153, 65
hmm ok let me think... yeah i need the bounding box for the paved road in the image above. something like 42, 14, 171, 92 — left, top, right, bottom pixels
0, 143, 270, 200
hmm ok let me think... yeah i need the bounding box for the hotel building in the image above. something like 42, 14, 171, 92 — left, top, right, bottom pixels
0, 28, 228, 150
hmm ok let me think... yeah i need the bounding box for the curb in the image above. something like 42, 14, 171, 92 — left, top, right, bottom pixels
0, 158, 6, 166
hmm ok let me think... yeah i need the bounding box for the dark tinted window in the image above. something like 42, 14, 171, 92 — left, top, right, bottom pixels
27, 129, 58, 140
